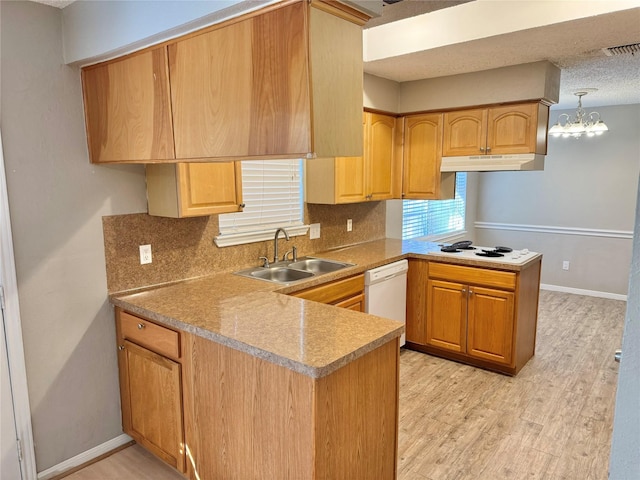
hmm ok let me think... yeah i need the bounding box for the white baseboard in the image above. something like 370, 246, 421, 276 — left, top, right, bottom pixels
37, 434, 133, 480
540, 283, 628, 301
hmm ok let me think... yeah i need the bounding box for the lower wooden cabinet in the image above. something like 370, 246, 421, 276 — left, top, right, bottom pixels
426, 279, 515, 365
290, 274, 365, 312
115, 310, 186, 472
116, 303, 398, 479
184, 333, 398, 479
406, 258, 540, 375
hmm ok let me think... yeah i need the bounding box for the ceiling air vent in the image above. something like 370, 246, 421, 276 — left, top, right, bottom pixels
602, 43, 640, 56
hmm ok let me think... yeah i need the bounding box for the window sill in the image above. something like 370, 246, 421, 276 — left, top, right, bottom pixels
412, 230, 468, 243
214, 225, 310, 248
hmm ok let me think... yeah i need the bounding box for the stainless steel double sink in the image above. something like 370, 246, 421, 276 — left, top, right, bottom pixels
235, 257, 354, 284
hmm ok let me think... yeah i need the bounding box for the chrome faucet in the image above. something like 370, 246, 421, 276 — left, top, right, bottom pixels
273, 227, 290, 263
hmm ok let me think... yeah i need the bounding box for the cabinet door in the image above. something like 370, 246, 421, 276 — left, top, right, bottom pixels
466, 286, 515, 365
486, 104, 538, 154
367, 113, 396, 201
402, 114, 444, 199
177, 162, 243, 216
122, 340, 184, 471
82, 47, 175, 163
169, 3, 311, 159
335, 156, 367, 203
442, 109, 487, 156
426, 279, 467, 353
406, 259, 428, 345
146, 162, 243, 217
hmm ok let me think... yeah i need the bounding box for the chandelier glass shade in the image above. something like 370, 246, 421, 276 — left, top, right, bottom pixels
548, 91, 609, 139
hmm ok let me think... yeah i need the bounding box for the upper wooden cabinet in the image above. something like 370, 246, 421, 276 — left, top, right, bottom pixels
169, 3, 311, 159
146, 162, 243, 218
82, 1, 366, 164
82, 47, 175, 163
306, 112, 397, 204
367, 113, 398, 200
402, 113, 456, 200
442, 102, 549, 157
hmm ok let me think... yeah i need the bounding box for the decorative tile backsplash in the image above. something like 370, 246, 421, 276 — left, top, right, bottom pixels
102, 202, 386, 293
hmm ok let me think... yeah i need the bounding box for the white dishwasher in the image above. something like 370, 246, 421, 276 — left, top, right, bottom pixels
364, 260, 408, 347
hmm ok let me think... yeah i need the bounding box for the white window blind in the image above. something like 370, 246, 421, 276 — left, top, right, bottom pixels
402, 173, 467, 240
215, 159, 306, 247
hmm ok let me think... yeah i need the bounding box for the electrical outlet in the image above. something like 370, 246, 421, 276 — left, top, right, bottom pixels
309, 223, 321, 240
562, 260, 570, 271
347, 219, 353, 232
140, 244, 152, 265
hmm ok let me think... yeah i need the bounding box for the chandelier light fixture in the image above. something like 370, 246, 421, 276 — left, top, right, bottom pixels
548, 90, 609, 139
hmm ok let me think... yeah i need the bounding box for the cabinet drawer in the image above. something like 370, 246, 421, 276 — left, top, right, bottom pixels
429, 262, 516, 290
291, 274, 364, 305
120, 311, 180, 359
334, 293, 365, 312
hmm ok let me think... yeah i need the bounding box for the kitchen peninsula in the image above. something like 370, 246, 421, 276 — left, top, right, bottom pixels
110, 238, 541, 479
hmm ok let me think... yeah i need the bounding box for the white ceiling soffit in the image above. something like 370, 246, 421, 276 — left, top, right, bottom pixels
364, 0, 640, 108
29, 0, 75, 7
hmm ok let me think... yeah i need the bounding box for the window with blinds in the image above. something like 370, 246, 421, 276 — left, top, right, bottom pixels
215, 159, 306, 247
402, 173, 467, 240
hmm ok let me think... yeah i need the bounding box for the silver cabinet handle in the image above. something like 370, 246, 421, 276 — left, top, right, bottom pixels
615, 349, 622, 363
469, 289, 474, 295
461, 288, 467, 294
118, 345, 125, 351
486, 147, 491, 153
479, 147, 485, 153
137, 323, 145, 330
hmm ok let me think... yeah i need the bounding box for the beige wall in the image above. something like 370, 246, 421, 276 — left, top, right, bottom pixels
1, 1, 148, 472
475, 104, 640, 296
398, 61, 560, 113
363, 73, 399, 112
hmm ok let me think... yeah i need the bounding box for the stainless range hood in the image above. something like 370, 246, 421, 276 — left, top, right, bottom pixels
441, 153, 545, 172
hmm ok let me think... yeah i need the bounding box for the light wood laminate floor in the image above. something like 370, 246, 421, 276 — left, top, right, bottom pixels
65, 291, 625, 480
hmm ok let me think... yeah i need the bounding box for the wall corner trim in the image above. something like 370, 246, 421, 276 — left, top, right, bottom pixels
37, 434, 134, 480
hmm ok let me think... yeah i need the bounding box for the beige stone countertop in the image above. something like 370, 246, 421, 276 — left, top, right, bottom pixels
110, 238, 542, 379
111, 279, 403, 379
291, 238, 543, 281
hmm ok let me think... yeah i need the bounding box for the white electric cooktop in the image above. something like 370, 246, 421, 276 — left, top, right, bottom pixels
431, 245, 539, 265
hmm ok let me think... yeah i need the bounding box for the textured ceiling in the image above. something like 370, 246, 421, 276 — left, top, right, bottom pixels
364, 1, 640, 109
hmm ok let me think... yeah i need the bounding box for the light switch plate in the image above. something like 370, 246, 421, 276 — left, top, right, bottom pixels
309, 223, 321, 239
140, 244, 152, 265
347, 219, 353, 232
